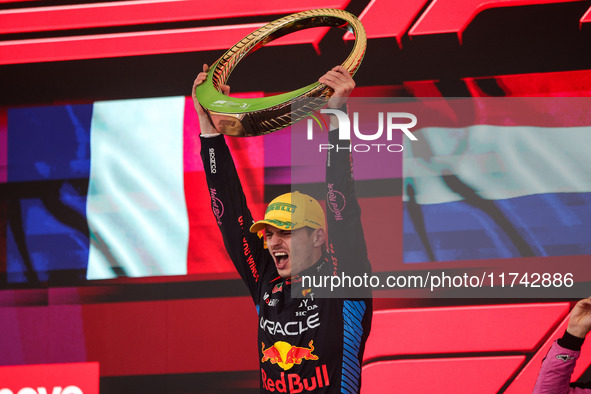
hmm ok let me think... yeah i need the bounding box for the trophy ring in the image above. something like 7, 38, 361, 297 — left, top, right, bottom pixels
193, 8, 367, 136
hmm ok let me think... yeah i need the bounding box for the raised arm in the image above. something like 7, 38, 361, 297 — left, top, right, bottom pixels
320, 66, 371, 279
193, 65, 269, 300
192, 63, 227, 136
533, 297, 591, 394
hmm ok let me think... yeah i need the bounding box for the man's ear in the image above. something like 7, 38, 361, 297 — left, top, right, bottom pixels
313, 228, 326, 247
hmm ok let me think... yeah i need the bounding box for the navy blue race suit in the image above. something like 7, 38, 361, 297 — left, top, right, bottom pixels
200, 128, 373, 394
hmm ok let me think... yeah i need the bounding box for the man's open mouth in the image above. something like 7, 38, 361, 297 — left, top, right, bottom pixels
273, 251, 289, 266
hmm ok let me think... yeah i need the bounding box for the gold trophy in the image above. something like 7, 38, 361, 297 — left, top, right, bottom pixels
194, 8, 367, 136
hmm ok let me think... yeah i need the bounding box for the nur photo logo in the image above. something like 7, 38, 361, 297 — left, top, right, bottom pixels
306, 108, 418, 153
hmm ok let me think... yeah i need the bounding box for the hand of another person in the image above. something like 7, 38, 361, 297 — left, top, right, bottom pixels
192, 64, 230, 136
567, 296, 591, 339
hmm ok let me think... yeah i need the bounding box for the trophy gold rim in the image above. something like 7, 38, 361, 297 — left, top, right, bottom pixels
194, 8, 367, 136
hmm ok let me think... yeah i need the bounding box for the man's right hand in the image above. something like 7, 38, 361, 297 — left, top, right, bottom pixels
192, 63, 230, 136
567, 296, 591, 339
319, 65, 355, 110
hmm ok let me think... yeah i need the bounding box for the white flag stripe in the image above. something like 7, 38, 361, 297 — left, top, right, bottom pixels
86, 96, 188, 279
404, 126, 591, 205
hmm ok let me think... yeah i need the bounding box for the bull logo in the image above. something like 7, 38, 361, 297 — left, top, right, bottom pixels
261, 340, 318, 371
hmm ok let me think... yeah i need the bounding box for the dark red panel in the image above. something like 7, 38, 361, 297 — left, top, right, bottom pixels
402, 80, 442, 97
408, 0, 583, 43
81, 301, 168, 376
364, 303, 570, 361
164, 298, 259, 374
81, 297, 259, 376
582, 5, 591, 27
0, 24, 329, 65
359, 196, 403, 273
361, 356, 525, 393
343, 0, 429, 47
401, 69, 591, 97
0, 0, 349, 34
465, 69, 591, 96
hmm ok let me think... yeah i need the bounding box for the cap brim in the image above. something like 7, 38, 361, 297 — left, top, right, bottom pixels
249, 219, 303, 233
249, 220, 268, 233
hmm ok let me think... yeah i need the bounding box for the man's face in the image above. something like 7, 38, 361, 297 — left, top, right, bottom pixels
265, 225, 319, 279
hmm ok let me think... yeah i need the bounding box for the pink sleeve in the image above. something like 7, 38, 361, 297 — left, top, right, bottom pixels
533, 341, 590, 394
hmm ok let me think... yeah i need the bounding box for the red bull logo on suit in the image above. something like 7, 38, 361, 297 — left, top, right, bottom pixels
261, 340, 318, 371
261, 365, 330, 393
261, 341, 328, 392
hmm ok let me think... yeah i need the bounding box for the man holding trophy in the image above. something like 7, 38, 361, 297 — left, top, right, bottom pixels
193, 63, 372, 393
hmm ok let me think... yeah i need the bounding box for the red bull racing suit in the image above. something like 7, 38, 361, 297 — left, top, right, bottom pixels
201, 127, 373, 394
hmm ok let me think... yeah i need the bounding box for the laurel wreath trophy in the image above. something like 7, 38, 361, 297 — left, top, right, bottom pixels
193, 8, 367, 136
